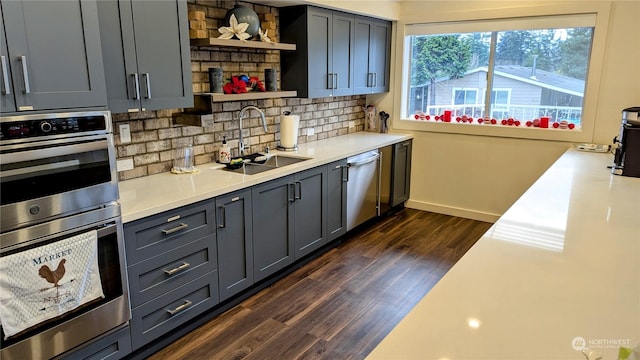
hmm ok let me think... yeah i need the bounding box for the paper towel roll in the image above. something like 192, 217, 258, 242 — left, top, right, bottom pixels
280, 114, 300, 148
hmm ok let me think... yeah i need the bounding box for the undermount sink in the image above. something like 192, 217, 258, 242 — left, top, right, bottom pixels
223, 154, 309, 175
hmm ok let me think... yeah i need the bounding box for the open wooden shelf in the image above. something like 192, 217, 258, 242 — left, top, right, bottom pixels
190, 38, 296, 51
197, 91, 297, 102
173, 91, 299, 127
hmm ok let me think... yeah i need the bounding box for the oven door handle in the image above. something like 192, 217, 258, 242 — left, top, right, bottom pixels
1, 140, 107, 165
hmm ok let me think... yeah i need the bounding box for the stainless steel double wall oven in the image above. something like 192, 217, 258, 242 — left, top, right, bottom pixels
0, 111, 129, 359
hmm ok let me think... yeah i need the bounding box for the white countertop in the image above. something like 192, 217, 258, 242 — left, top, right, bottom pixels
368, 149, 640, 360
118, 132, 412, 223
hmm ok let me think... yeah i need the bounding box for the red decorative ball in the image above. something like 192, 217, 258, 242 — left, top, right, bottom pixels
478, 118, 484, 124
533, 119, 540, 127
501, 119, 508, 125
526, 121, 532, 127
468, 117, 474, 123
491, 119, 497, 124
507, 119, 514, 125
435, 115, 440, 121
568, 123, 575, 129
515, 120, 521, 126
414, 114, 420, 120
425, 115, 431, 120
553, 122, 560, 128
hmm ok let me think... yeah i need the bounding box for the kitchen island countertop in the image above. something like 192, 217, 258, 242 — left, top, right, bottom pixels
118, 132, 412, 223
367, 148, 640, 360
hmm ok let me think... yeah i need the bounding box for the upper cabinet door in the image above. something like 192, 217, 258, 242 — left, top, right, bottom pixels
306, 8, 333, 98
130, 0, 192, 111
353, 17, 373, 95
330, 12, 355, 97
353, 16, 391, 95
1, 0, 106, 113
369, 19, 391, 93
97, 0, 192, 113
0, 8, 16, 113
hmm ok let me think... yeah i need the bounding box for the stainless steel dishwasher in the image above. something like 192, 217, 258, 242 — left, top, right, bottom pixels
346, 149, 381, 231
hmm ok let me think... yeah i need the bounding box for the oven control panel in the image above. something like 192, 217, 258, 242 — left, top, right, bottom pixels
0, 115, 108, 140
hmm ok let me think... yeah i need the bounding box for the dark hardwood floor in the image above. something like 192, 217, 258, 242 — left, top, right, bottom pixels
148, 209, 492, 360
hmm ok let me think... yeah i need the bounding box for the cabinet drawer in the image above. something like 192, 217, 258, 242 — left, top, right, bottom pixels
124, 200, 214, 265
130, 271, 219, 350
58, 324, 131, 360
128, 235, 217, 307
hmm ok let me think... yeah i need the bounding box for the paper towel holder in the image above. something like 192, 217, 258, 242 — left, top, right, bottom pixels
277, 111, 300, 151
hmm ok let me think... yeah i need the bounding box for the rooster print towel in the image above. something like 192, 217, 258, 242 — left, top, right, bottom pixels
0, 230, 104, 339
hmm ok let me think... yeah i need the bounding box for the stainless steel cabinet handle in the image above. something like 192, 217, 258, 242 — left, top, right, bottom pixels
288, 183, 296, 202
143, 72, 151, 99
334, 73, 339, 90
295, 181, 302, 200
131, 73, 140, 100
166, 299, 192, 316
342, 165, 349, 182
373, 72, 377, 87
161, 222, 188, 235
1, 56, 10, 95
164, 262, 191, 275
217, 205, 226, 228
18, 56, 30, 94
327, 73, 333, 90
367, 72, 373, 87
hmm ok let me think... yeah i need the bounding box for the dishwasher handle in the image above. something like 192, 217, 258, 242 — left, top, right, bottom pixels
348, 153, 380, 167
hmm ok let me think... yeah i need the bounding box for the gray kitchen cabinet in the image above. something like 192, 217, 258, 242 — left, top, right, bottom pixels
123, 199, 218, 350
215, 189, 254, 301
96, 0, 192, 113
327, 159, 348, 241
129, 271, 219, 350
391, 139, 413, 207
251, 176, 295, 282
280, 6, 355, 98
293, 166, 328, 259
252, 167, 328, 281
0, 14, 15, 113
0, 0, 106, 114
353, 16, 391, 94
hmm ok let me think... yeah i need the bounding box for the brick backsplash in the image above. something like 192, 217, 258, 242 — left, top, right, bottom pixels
112, 1, 366, 181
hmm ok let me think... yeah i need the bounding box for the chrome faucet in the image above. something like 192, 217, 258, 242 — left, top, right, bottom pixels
238, 105, 267, 157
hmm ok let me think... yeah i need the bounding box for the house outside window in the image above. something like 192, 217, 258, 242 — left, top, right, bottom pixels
404, 14, 596, 131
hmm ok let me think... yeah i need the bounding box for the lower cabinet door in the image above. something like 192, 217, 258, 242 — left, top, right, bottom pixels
293, 166, 327, 259
129, 271, 219, 350
216, 189, 254, 300
391, 140, 412, 207
252, 176, 295, 282
327, 159, 348, 240
59, 325, 132, 360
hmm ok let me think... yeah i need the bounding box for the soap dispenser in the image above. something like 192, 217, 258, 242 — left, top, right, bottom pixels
219, 135, 231, 164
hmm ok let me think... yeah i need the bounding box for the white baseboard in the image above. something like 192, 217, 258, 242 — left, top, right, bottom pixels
405, 200, 500, 223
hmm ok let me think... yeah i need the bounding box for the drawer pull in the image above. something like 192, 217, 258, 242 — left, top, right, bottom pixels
164, 262, 190, 276
166, 299, 192, 316
161, 222, 188, 235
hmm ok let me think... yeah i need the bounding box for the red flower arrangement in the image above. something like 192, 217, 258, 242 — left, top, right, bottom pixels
223, 76, 247, 94
223, 75, 266, 94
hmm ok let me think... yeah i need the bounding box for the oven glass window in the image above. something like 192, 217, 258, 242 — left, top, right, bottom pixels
0, 140, 112, 206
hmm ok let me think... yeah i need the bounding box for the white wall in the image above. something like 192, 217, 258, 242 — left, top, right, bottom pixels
367, 0, 640, 222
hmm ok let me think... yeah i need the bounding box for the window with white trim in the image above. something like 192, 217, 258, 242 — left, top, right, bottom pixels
404, 15, 595, 130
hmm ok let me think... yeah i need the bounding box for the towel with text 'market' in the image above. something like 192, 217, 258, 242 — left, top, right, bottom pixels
0, 230, 104, 339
